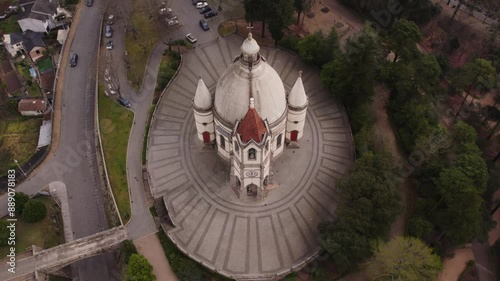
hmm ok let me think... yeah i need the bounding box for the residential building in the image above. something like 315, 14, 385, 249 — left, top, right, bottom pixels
18, 98, 47, 116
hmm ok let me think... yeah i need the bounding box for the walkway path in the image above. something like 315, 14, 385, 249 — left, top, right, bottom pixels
147, 34, 354, 280
134, 233, 179, 281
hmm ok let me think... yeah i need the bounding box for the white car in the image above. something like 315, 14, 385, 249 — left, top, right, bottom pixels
185, 33, 197, 43
196, 2, 208, 9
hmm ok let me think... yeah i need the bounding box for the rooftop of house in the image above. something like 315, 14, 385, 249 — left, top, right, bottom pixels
31, 0, 59, 16
22, 30, 45, 51
7, 31, 45, 52
19, 0, 36, 6
18, 98, 46, 112
17, 3, 34, 19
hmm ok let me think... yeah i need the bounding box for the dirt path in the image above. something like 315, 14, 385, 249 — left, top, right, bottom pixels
438, 248, 475, 281
134, 233, 179, 281
370, 85, 411, 238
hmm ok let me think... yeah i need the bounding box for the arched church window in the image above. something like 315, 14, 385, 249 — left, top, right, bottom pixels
248, 148, 256, 160
234, 141, 239, 153
220, 135, 225, 149
277, 134, 282, 148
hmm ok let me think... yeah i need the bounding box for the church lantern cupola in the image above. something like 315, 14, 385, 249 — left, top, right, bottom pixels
192, 76, 215, 144
286, 71, 308, 143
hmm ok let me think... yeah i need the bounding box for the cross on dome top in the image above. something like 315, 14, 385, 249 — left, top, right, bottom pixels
240, 24, 260, 56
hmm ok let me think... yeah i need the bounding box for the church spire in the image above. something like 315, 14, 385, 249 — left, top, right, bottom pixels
193, 76, 212, 110
288, 71, 308, 108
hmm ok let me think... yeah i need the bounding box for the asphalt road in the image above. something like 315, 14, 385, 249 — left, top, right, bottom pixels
0, 1, 116, 280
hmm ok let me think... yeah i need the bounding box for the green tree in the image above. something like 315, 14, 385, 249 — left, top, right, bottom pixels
452, 59, 496, 119
268, 0, 294, 46
411, 54, 442, 94
435, 168, 483, 244
22, 199, 47, 223
126, 254, 156, 281
452, 121, 478, 145
298, 28, 339, 67
14, 192, 30, 215
319, 219, 373, 274
364, 236, 442, 281
293, 0, 311, 25
0, 220, 10, 246
243, 0, 273, 38
337, 152, 402, 236
319, 152, 402, 274
386, 19, 422, 62
408, 216, 434, 240
321, 25, 381, 111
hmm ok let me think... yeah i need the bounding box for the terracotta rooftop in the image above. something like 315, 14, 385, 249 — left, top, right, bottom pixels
18, 98, 46, 112
236, 98, 267, 143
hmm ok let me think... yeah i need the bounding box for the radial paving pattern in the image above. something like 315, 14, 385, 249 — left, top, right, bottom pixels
147, 35, 354, 280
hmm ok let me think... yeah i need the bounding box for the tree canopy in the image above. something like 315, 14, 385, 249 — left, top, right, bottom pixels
14, 192, 30, 215
126, 254, 156, 281
319, 152, 401, 273
22, 199, 47, 223
386, 19, 422, 62
298, 28, 339, 67
364, 236, 442, 281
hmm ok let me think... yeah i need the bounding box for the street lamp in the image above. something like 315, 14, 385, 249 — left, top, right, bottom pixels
14, 159, 26, 177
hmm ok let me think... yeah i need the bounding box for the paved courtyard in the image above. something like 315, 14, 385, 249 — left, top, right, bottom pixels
146, 34, 354, 280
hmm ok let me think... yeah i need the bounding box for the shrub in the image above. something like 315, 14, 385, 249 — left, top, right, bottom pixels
22, 199, 47, 222
126, 254, 156, 281
122, 240, 138, 264
158, 229, 205, 281
14, 192, 30, 214
0, 220, 10, 246
278, 35, 300, 52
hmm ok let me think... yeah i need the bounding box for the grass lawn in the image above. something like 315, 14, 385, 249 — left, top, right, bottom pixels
125, 0, 160, 90
37, 57, 54, 72
218, 21, 236, 37
0, 116, 41, 173
0, 196, 65, 256
0, 17, 21, 34
98, 85, 133, 223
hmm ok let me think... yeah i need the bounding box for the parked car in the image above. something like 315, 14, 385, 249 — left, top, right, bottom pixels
192, 0, 203, 5
204, 10, 218, 19
105, 25, 112, 38
117, 97, 132, 108
196, 2, 208, 9
107, 14, 114, 25
185, 33, 197, 43
85, 0, 93, 7
106, 41, 113, 50
199, 19, 209, 31
167, 19, 179, 27
199, 6, 211, 14
69, 52, 78, 67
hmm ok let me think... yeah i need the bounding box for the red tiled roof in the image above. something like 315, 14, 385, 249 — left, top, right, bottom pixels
236, 108, 267, 143
18, 99, 46, 112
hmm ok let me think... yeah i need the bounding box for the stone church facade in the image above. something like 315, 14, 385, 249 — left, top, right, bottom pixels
192, 32, 309, 199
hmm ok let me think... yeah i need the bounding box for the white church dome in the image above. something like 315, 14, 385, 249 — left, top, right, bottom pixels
214, 33, 286, 125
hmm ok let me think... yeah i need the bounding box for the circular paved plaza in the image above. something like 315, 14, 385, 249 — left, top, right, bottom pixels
146, 35, 354, 280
